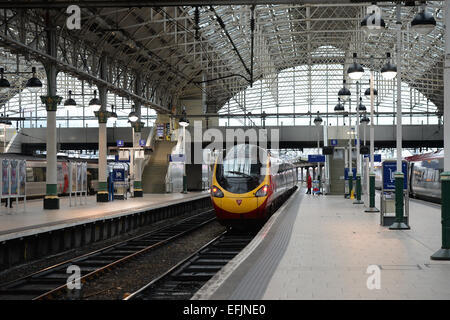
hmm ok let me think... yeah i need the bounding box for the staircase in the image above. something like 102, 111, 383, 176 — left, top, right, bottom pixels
142, 140, 177, 193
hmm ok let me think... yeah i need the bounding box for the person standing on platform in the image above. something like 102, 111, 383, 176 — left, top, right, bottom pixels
306, 173, 312, 194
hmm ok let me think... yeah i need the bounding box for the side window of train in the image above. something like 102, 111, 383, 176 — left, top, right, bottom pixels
34, 167, 46, 182
26, 168, 34, 182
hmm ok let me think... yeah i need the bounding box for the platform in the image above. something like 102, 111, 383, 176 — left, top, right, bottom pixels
195, 188, 450, 300
0, 192, 209, 242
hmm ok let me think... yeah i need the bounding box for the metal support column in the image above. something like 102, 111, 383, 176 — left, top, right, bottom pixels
390, 4, 409, 230
42, 23, 61, 210
365, 61, 379, 212
354, 81, 363, 204
431, 0, 450, 259
96, 56, 109, 202
133, 73, 143, 197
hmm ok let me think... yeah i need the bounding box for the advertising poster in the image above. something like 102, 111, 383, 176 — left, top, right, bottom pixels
19, 160, 26, 195
77, 163, 82, 190
82, 163, 87, 190
71, 163, 77, 192
2, 159, 9, 196
10, 160, 18, 195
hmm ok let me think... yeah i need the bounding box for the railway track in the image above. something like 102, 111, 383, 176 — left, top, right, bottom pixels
125, 231, 256, 300
0, 209, 215, 300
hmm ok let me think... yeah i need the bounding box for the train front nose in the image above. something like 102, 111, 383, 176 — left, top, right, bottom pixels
213, 194, 266, 221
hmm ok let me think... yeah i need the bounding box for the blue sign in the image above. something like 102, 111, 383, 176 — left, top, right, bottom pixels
116, 140, 124, 147
112, 169, 125, 182
364, 154, 382, 162
169, 154, 186, 162
344, 168, 357, 180
114, 155, 130, 163
382, 161, 408, 190
308, 155, 325, 163
139, 139, 146, 147
330, 139, 338, 146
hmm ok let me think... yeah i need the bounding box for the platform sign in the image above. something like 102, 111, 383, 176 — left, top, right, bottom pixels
169, 154, 185, 162
112, 169, 125, 182
308, 155, 325, 163
156, 124, 165, 138
330, 139, 338, 146
139, 139, 146, 147
116, 140, 124, 147
364, 154, 382, 162
344, 168, 357, 180
382, 160, 408, 190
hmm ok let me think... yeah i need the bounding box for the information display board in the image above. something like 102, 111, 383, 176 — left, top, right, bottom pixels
382, 160, 408, 190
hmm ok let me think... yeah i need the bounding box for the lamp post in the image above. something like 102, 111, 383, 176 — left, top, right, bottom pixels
314, 111, 323, 194
179, 108, 189, 194
390, 3, 410, 230
431, 0, 450, 260
354, 81, 364, 204
348, 99, 353, 199
365, 65, 380, 212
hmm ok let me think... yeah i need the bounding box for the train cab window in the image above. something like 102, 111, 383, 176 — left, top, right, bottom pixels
216, 145, 267, 194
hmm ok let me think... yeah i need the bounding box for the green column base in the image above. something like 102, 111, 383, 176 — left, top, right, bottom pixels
97, 192, 109, 202
133, 181, 143, 197
182, 175, 187, 194
389, 172, 410, 230
97, 181, 108, 202
431, 248, 450, 260
353, 174, 364, 204
43, 197, 60, 210
431, 171, 450, 260
365, 173, 380, 212
389, 221, 410, 230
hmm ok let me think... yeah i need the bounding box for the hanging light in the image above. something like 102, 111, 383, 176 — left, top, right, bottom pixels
364, 80, 378, 98
347, 53, 364, 80
357, 97, 367, 112
381, 52, 397, 80
179, 108, 189, 127
0, 68, 10, 94
26, 67, 42, 93
64, 90, 77, 108
313, 111, 323, 126
338, 80, 351, 102
89, 90, 101, 111
361, 9, 386, 35
334, 98, 345, 112
128, 105, 139, 123
411, 1, 436, 35
360, 113, 370, 125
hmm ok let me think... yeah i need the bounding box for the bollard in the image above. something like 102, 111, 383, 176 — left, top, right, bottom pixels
389, 172, 410, 230
431, 172, 450, 260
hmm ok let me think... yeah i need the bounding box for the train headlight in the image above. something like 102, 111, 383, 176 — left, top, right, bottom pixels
211, 186, 224, 198
255, 185, 269, 197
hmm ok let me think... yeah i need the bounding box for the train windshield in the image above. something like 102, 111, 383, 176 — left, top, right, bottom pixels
215, 145, 267, 194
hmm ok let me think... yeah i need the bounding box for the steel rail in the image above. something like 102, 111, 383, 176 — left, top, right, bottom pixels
0, 209, 216, 300
125, 230, 255, 300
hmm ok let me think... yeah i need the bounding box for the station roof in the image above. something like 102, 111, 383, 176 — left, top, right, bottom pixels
0, 1, 445, 116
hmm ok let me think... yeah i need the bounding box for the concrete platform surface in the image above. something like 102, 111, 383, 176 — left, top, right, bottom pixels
0, 192, 208, 242
195, 188, 450, 300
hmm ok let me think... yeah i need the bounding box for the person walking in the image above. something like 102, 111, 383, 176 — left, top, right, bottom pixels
306, 173, 312, 194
